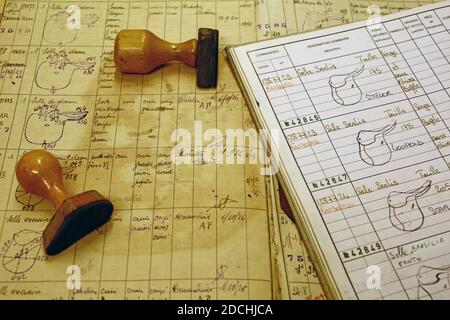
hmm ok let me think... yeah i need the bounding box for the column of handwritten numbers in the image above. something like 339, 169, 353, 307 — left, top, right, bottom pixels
302, 255, 324, 300
0, 0, 11, 290
281, 220, 325, 300
0, 0, 13, 246
0, 0, 29, 239
0, 0, 52, 299
283, 231, 316, 299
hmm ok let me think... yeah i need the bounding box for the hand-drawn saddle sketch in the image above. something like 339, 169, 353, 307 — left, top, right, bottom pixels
388, 180, 431, 232
25, 104, 88, 149
34, 52, 96, 94
43, 10, 99, 45
329, 65, 364, 106
300, 9, 347, 32
417, 264, 450, 299
2, 230, 42, 275
357, 121, 396, 166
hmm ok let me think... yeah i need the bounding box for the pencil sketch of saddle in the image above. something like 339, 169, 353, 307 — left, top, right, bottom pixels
329, 65, 364, 106
417, 264, 450, 299
388, 180, 431, 232
43, 9, 99, 45
34, 51, 96, 94
2, 229, 43, 275
25, 104, 88, 149
357, 121, 396, 166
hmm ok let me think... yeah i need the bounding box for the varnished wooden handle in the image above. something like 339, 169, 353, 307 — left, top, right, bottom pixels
16, 150, 69, 208
114, 29, 197, 74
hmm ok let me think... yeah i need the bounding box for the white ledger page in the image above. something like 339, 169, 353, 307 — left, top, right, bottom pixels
231, 1, 450, 299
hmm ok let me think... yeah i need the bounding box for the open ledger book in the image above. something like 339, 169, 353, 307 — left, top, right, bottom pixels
228, 1, 450, 299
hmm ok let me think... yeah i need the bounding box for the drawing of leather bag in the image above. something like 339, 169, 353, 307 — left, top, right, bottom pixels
25, 104, 88, 149
329, 65, 364, 106
388, 180, 431, 232
2, 230, 42, 275
417, 264, 450, 299
357, 121, 396, 166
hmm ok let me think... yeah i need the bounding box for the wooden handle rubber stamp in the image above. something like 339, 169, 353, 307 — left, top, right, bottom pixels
114, 28, 219, 88
15, 150, 114, 256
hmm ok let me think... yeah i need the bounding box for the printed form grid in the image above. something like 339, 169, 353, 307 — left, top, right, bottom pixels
250, 4, 450, 299
257, 0, 443, 300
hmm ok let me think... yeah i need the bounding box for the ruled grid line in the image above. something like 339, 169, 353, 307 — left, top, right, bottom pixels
89, 0, 112, 300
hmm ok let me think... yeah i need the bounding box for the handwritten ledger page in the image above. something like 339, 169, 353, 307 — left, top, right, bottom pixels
256, 0, 440, 40
230, 1, 450, 299
269, 178, 326, 299
257, 0, 442, 300
0, 0, 277, 299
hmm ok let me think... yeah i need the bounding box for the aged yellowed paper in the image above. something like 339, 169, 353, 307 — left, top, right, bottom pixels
0, 0, 274, 299
256, 0, 440, 40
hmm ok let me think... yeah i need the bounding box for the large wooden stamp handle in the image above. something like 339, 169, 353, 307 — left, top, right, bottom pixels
16, 150, 69, 208
114, 29, 197, 74
16, 150, 114, 255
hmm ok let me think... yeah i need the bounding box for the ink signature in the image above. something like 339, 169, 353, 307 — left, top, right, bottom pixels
207, 195, 238, 212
